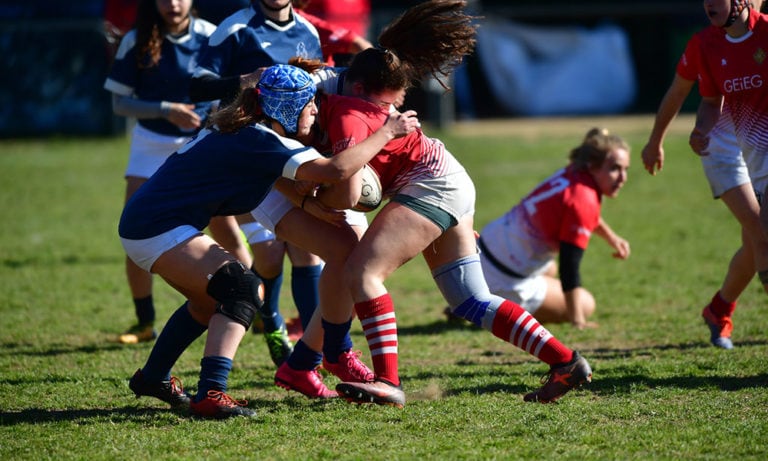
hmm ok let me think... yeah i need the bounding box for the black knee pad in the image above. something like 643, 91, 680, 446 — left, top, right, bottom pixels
206, 261, 265, 329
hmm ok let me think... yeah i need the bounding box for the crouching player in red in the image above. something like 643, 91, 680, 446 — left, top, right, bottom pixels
479, 128, 631, 330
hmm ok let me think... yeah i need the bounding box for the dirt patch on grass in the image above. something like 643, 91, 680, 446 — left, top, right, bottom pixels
446, 113, 696, 140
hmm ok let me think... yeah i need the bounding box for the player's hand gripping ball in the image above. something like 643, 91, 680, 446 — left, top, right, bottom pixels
353, 164, 382, 212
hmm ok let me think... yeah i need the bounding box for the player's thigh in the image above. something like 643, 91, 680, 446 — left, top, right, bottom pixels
535, 276, 569, 323
249, 239, 286, 277
152, 234, 233, 311
286, 243, 323, 266
720, 183, 761, 229
349, 202, 441, 279
208, 215, 243, 247
277, 208, 356, 265
425, 216, 479, 270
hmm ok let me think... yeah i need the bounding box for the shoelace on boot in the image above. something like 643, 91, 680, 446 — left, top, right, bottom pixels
340, 350, 375, 382
169, 376, 185, 395
205, 390, 248, 407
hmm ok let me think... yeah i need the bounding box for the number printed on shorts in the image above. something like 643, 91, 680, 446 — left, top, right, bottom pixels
522, 176, 570, 215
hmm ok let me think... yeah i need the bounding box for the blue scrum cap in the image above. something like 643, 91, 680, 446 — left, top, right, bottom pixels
257, 64, 316, 134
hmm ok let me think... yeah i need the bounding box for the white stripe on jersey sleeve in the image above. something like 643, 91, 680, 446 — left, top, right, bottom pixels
283, 148, 323, 180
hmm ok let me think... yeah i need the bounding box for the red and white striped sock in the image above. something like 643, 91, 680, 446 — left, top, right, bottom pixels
354, 293, 400, 386
491, 300, 573, 366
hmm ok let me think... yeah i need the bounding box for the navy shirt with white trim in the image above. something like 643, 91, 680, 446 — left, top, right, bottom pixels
118, 124, 321, 240
194, 5, 322, 81
104, 17, 217, 137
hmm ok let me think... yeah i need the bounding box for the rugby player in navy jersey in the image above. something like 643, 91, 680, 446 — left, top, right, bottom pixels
120, 64, 419, 418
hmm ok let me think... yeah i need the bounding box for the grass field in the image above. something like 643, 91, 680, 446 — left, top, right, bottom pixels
1, 115, 767, 460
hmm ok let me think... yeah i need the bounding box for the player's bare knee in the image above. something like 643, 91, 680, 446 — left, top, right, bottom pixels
206, 261, 265, 329
342, 262, 366, 294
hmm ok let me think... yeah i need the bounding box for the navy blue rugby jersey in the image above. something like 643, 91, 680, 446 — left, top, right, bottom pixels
118, 123, 322, 240
104, 17, 217, 136
194, 4, 322, 80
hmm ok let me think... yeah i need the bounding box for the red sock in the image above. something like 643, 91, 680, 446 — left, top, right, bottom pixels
709, 291, 736, 318
355, 293, 400, 386
491, 300, 573, 366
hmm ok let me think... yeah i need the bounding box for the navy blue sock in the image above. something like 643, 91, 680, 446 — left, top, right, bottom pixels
321, 318, 354, 363
133, 295, 155, 325
255, 272, 285, 332
141, 302, 207, 382
286, 339, 322, 370
291, 264, 322, 331
195, 356, 232, 402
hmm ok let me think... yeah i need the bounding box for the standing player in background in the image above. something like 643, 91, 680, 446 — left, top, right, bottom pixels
272, 1, 373, 341
104, 0, 251, 345
687, 0, 768, 349
640, 0, 765, 350
189, 0, 322, 103
194, 0, 372, 66
196, 0, 372, 348
479, 128, 630, 330
192, 0, 372, 346
188, 0, 339, 368
305, 0, 592, 407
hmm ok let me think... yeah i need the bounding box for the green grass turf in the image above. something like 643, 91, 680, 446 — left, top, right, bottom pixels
1, 117, 766, 460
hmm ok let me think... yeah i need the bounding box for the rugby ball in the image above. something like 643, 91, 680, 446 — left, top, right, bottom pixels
353, 164, 382, 212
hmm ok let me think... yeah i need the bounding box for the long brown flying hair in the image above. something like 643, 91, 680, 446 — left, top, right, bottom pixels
346, 0, 478, 93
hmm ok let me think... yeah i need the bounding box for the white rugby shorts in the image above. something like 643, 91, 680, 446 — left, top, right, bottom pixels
125, 123, 191, 178
700, 127, 750, 199
479, 251, 548, 313
121, 225, 200, 272
391, 149, 476, 228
